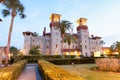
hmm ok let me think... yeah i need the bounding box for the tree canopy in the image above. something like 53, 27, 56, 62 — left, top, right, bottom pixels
29, 45, 40, 55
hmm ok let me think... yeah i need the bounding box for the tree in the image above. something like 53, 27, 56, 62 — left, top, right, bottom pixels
29, 46, 40, 55
33, 32, 39, 37
64, 34, 75, 55
59, 20, 73, 54
110, 41, 120, 55
10, 46, 18, 56
1, 0, 26, 66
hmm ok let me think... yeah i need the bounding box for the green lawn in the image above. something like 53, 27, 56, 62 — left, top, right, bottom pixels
60, 64, 120, 80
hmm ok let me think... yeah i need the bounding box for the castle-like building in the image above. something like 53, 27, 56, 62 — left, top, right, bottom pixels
22, 13, 102, 57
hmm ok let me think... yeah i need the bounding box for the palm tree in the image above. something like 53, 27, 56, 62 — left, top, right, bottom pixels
59, 20, 73, 54
29, 45, 40, 55
33, 32, 39, 37
64, 34, 75, 55
110, 41, 120, 56
1, 0, 26, 66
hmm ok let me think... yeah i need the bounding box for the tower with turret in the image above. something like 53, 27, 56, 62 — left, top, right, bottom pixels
50, 14, 62, 55
22, 31, 33, 55
77, 18, 91, 57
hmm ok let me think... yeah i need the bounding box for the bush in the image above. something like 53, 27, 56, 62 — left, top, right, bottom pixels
95, 58, 119, 72
38, 60, 84, 80
0, 60, 27, 80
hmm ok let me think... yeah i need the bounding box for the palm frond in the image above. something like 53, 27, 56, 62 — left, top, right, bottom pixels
18, 4, 24, 13
59, 20, 73, 34
0, 18, 2, 21
19, 13, 26, 18
2, 9, 10, 17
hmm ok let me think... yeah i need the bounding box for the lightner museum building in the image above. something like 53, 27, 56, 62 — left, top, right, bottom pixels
22, 13, 102, 57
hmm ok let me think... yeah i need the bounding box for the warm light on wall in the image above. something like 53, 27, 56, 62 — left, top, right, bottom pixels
9, 54, 13, 59
94, 51, 101, 57
50, 14, 61, 22
63, 51, 81, 56
114, 52, 119, 55
77, 18, 87, 25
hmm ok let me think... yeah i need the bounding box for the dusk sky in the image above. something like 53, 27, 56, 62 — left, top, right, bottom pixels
0, 0, 120, 49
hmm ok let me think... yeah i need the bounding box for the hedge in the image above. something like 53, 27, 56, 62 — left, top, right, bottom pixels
16, 55, 77, 61
0, 60, 27, 80
15, 55, 95, 64
46, 58, 95, 65
38, 60, 84, 80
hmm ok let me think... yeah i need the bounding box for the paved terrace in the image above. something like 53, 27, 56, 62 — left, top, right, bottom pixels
18, 64, 42, 80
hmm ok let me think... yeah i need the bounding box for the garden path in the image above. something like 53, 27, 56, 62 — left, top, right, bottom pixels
17, 63, 42, 80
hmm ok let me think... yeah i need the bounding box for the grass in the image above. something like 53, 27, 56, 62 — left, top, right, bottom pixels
60, 64, 120, 80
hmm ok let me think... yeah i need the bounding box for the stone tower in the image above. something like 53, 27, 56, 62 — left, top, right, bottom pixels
50, 14, 62, 55
77, 18, 91, 57
23, 31, 33, 55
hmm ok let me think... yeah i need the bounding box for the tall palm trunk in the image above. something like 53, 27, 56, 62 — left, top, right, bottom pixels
61, 34, 64, 55
68, 45, 70, 55
5, 14, 15, 66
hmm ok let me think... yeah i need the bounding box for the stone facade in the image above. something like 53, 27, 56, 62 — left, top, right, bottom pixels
22, 14, 102, 57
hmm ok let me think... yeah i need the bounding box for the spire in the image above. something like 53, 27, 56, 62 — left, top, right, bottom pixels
43, 27, 46, 36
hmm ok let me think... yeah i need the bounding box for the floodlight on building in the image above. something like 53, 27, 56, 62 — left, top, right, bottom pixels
94, 51, 101, 57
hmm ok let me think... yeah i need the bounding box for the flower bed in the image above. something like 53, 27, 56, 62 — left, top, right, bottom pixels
38, 60, 84, 80
0, 60, 27, 80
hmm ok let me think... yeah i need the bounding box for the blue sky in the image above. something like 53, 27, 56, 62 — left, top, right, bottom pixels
0, 0, 120, 49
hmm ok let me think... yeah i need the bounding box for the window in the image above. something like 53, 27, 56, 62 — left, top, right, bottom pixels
86, 52, 88, 56
47, 46, 49, 48
56, 39, 58, 42
56, 44, 58, 48
26, 33, 30, 35
76, 46, 77, 49
85, 45, 86, 48
33, 39, 34, 42
56, 32, 58, 36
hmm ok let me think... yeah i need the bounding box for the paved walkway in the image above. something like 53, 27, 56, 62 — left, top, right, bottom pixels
17, 64, 42, 80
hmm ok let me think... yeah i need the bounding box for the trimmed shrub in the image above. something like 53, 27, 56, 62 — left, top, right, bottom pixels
47, 58, 95, 65
95, 58, 119, 72
38, 60, 84, 80
15, 55, 95, 64
16, 55, 77, 61
0, 60, 27, 80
